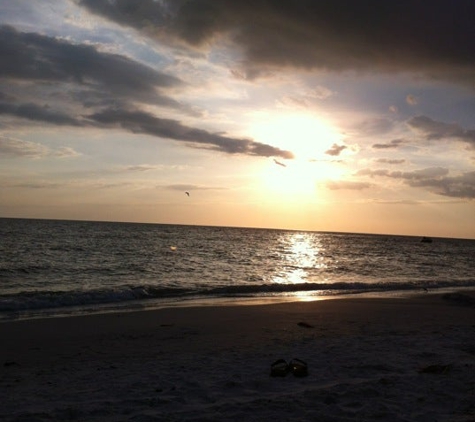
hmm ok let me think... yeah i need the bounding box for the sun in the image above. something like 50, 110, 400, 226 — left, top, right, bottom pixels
248, 112, 345, 197
249, 112, 342, 161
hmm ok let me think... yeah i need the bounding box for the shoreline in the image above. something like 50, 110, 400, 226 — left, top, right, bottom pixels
2, 285, 474, 323
2, 292, 474, 421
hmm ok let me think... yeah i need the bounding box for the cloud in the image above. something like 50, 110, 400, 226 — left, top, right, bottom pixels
87, 107, 294, 158
359, 166, 449, 180
0, 136, 49, 158
0, 101, 82, 126
408, 115, 475, 147
0, 25, 181, 101
409, 171, 475, 199
325, 143, 347, 156
123, 165, 159, 172
277, 85, 334, 108
5, 181, 63, 189
355, 118, 394, 136
78, 0, 475, 84
52, 147, 82, 158
375, 158, 406, 165
0, 25, 292, 159
372, 139, 405, 149
326, 180, 371, 190
358, 166, 475, 199
0, 136, 80, 158
164, 183, 225, 192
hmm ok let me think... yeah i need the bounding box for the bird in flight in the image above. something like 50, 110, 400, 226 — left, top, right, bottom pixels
273, 159, 286, 167
185, 191, 190, 196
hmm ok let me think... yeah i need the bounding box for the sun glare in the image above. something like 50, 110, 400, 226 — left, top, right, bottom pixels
249, 113, 345, 197
250, 112, 342, 160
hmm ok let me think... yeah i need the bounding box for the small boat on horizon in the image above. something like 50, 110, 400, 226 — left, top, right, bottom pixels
421, 236, 433, 243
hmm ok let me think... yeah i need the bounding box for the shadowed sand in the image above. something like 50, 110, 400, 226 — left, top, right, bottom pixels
1, 293, 474, 421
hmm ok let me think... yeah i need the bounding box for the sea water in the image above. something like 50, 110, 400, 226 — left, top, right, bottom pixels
1, 218, 474, 320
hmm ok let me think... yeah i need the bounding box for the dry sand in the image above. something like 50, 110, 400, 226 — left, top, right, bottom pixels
1, 292, 474, 421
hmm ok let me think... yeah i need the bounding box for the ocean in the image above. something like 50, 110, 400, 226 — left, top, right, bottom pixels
1, 218, 474, 320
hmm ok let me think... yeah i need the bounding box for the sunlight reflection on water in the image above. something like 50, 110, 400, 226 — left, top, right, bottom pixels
272, 233, 327, 285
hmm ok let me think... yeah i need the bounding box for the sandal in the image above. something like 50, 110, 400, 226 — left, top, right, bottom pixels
270, 359, 289, 377
289, 358, 308, 377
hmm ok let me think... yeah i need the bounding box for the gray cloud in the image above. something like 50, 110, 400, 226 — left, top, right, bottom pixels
165, 184, 225, 192
409, 171, 475, 199
376, 158, 406, 165
358, 166, 475, 199
0, 101, 82, 126
78, 0, 475, 84
359, 167, 449, 180
372, 139, 405, 149
166, 184, 200, 192
325, 143, 347, 156
0, 136, 49, 158
0, 136, 79, 159
0, 25, 181, 98
408, 115, 475, 147
0, 25, 291, 159
6, 181, 63, 189
355, 118, 394, 136
326, 180, 371, 190
87, 107, 294, 158
123, 165, 158, 172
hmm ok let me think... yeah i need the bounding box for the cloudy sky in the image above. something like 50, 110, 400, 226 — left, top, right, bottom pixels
1, 0, 474, 238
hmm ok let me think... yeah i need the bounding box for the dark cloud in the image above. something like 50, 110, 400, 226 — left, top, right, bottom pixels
0, 25, 181, 96
0, 24, 189, 121
0, 25, 191, 116
409, 171, 475, 199
0, 25, 291, 159
87, 107, 294, 159
358, 166, 475, 199
408, 115, 475, 147
372, 139, 405, 149
325, 143, 347, 156
0, 101, 82, 126
78, 0, 475, 84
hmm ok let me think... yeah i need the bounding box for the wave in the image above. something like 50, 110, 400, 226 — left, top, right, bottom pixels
2, 280, 475, 316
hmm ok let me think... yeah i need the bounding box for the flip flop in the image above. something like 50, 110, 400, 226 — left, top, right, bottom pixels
270, 359, 289, 377
289, 358, 308, 377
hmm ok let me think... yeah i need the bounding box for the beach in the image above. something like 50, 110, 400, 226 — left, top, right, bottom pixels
1, 292, 474, 421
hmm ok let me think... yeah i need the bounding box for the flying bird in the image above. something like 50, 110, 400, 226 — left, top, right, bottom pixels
273, 159, 286, 167
185, 191, 190, 196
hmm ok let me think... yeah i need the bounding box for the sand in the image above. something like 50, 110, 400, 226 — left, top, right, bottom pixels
1, 292, 474, 421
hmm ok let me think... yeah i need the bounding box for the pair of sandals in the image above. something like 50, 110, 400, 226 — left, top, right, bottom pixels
270, 358, 308, 377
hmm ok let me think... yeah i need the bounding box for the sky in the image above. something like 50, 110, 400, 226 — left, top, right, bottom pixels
0, 0, 474, 239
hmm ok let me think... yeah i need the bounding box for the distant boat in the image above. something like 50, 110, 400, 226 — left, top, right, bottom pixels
421, 236, 433, 243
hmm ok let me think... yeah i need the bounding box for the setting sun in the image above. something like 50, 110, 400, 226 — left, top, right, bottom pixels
249, 113, 346, 197
248, 112, 343, 160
